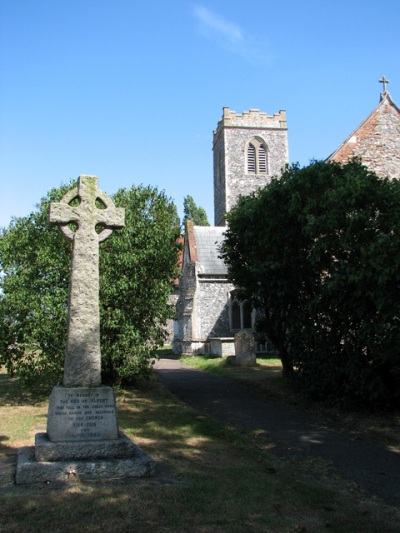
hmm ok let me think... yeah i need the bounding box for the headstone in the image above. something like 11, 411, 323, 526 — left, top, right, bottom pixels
16, 176, 155, 484
234, 330, 256, 367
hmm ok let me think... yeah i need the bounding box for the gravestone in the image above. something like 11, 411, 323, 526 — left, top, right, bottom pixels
233, 330, 256, 367
16, 176, 155, 484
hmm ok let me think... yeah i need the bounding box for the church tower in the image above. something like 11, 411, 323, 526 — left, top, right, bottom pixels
213, 107, 289, 226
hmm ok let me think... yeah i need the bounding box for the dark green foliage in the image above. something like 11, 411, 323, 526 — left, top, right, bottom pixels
0, 183, 73, 387
99, 186, 181, 385
221, 160, 400, 409
182, 195, 210, 227
0, 182, 181, 388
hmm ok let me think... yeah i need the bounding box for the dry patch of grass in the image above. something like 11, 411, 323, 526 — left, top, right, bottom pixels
0, 371, 48, 452
0, 370, 399, 532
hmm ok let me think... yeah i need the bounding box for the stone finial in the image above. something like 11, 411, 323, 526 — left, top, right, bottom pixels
379, 75, 390, 95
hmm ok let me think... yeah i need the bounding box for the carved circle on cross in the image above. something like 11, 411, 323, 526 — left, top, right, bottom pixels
57, 187, 116, 243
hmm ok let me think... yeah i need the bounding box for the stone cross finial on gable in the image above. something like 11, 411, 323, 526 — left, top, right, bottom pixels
49, 176, 125, 387
379, 75, 389, 94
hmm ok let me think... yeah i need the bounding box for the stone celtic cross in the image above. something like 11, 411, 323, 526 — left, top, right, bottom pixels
49, 176, 125, 387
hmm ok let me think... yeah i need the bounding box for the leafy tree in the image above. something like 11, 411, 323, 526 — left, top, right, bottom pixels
0, 183, 73, 386
0, 181, 181, 388
221, 160, 400, 408
183, 195, 210, 226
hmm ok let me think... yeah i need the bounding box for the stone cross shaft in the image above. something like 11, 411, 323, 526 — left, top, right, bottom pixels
49, 176, 125, 387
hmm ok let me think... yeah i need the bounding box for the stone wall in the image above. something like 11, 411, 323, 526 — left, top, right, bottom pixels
164, 289, 179, 344
173, 270, 234, 354
224, 127, 288, 218
329, 94, 400, 179
209, 337, 235, 357
197, 279, 233, 339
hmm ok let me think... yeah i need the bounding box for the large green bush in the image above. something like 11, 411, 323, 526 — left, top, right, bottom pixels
221, 160, 400, 409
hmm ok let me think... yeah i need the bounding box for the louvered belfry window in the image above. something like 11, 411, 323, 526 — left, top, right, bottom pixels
247, 138, 268, 174
247, 144, 256, 173
258, 145, 267, 173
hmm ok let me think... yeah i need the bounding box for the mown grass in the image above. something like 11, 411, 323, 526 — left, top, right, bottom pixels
0, 367, 399, 532
180, 355, 283, 386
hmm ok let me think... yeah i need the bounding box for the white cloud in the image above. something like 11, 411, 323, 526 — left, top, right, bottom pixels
192, 5, 274, 66
193, 5, 243, 44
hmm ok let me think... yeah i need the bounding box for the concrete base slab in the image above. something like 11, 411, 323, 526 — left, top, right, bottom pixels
16, 433, 156, 485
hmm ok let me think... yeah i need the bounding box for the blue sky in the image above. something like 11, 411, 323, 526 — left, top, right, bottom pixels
1, 0, 400, 228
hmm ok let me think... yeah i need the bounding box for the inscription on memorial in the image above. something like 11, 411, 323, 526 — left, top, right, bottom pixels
47, 386, 119, 442
55, 392, 114, 438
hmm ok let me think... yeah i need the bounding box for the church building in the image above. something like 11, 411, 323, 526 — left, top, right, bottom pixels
328, 77, 400, 177
173, 79, 400, 356
173, 107, 289, 355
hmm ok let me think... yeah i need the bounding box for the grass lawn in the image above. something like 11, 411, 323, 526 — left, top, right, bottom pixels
0, 364, 399, 532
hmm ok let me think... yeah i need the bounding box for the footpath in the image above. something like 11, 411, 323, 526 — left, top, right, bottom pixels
154, 357, 400, 507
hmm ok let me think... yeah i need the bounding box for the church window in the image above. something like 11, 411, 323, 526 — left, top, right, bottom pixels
230, 290, 253, 331
242, 301, 252, 329
246, 138, 268, 175
258, 146, 267, 173
247, 144, 256, 173
231, 299, 241, 330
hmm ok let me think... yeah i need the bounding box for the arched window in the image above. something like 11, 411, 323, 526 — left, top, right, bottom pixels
230, 290, 253, 331
231, 299, 241, 330
247, 144, 256, 173
258, 145, 267, 173
246, 138, 268, 175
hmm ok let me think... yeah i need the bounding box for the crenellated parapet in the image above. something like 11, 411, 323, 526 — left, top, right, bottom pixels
213, 107, 287, 145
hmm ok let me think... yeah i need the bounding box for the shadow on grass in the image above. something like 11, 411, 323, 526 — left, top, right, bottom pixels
116, 383, 248, 451
1, 383, 399, 533
0, 377, 399, 532
0, 435, 14, 457
0, 373, 50, 406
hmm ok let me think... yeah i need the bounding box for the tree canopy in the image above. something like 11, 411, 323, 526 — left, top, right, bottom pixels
182, 195, 210, 227
220, 160, 400, 409
0, 181, 181, 388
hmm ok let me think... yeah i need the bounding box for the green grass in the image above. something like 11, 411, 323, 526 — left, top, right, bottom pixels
0, 368, 399, 532
181, 354, 282, 377
181, 355, 295, 403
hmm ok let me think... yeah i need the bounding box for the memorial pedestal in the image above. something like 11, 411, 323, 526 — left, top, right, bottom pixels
15, 386, 155, 484
15, 177, 156, 485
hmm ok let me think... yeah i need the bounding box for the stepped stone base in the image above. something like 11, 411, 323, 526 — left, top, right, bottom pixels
16, 432, 155, 485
